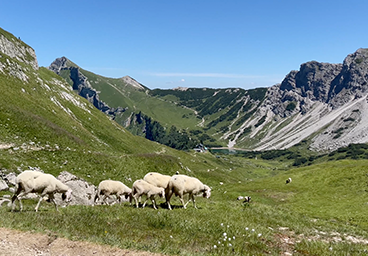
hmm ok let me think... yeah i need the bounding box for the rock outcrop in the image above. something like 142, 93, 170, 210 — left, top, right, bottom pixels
0, 169, 97, 208
0, 28, 38, 70
56, 171, 96, 206
49, 57, 126, 118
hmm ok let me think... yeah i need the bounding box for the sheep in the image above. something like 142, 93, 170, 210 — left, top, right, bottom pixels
131, 179, 165, 210
286, 177, 292, 184
143, 172, 171, 189
11, 171, 72, 212
165, 174, 211, 210
94, 180, 132, 205
237, 196, 251, 202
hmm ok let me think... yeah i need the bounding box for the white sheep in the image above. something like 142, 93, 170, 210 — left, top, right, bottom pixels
131, 179, 165, 210
286, 177, 292, 184
165, 174, 211, 210
143, 172, 171, 188
11, 171, 72, 212
94, 180, 132, 205
237, 196, 251, 202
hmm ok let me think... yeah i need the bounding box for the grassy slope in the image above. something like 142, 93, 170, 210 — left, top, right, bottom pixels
0, 29, 367, 255
74, 68, 201, 129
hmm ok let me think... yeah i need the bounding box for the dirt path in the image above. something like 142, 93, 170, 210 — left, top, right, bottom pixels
0, 227, 162, 256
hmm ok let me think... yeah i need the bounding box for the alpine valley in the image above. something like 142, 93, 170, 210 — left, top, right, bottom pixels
50, 48, 368, 152
1, 26, 368, 255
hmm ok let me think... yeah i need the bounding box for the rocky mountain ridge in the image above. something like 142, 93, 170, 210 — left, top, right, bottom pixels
245, 48, 368, 151
49, 57, 128, 118
48, 45, 368, 152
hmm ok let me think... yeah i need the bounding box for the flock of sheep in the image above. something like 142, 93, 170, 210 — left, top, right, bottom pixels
10, 171, 211, 212
10, 169, 289, 212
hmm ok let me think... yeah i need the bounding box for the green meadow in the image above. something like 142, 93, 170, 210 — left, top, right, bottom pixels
1, 149, 368, 255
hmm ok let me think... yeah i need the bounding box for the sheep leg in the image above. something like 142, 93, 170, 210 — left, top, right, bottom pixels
11, 194, 19, 212
180, 196, 186, 209
191, 194, 197, 209
35, 195, 44, 212
150, 196, 158, 210
102, 194, 110, 205
93, 192, 100, 204
12, 191, 28, 212
167, 200, 172, 210
184, 194, 192, 208
166, 192, 173, 210
11, 185, 24, 212
142, 197, 148, 208
133, 194, 140, 208
48, 194, 58, 211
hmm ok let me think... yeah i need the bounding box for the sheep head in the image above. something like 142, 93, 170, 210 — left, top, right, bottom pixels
159, 188, 165, 198
203, 185, 211, 198
62, 189, 73, 203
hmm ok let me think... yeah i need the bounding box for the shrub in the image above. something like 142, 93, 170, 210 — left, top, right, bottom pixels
286, 102, 296, 111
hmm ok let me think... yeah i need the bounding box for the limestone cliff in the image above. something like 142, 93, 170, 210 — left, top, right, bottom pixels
0, 28, 38, 70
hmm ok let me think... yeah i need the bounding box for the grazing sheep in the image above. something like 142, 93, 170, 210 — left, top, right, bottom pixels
143, 172, 171, 188
94, 180, 132, 205
286, 177, 292, 184
131, 179, 165, 210
237, 196, 251, 202
165, 174, 211, 210
11, 171, 72, 212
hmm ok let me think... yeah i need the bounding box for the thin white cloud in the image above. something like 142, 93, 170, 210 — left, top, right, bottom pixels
150, 72, 262, 79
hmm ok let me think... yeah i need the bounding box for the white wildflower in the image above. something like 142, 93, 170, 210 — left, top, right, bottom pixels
245, 227, 249, 231
258, 233, 262, 237
213, 245, 217, 249
223, 232, 227, 237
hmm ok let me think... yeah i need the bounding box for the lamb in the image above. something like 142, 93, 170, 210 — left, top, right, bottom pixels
237, 196, 251, 203
11, 171, 72, 212
94, 180, 132, 205
131, 179, 165, 210
286, 177, 292, 184
143, 172, 171, 188
165, 174, 211, 210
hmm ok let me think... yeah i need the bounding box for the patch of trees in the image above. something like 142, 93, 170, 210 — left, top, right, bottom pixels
334, 143, 368, 160
286, 102, 296, 111
127, 112, 221, 150
246, 88, 267, 101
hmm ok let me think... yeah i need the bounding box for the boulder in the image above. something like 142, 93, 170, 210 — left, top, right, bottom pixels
56, 171, 97, 206
0, 179, 8, 191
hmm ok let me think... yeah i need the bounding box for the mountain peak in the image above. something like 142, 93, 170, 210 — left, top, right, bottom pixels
121, 75, 146, 90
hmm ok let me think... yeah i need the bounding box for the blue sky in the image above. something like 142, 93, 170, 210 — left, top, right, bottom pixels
1, 1, 367, 90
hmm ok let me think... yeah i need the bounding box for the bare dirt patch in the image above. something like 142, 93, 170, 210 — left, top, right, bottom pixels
0, 227, 162, 256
